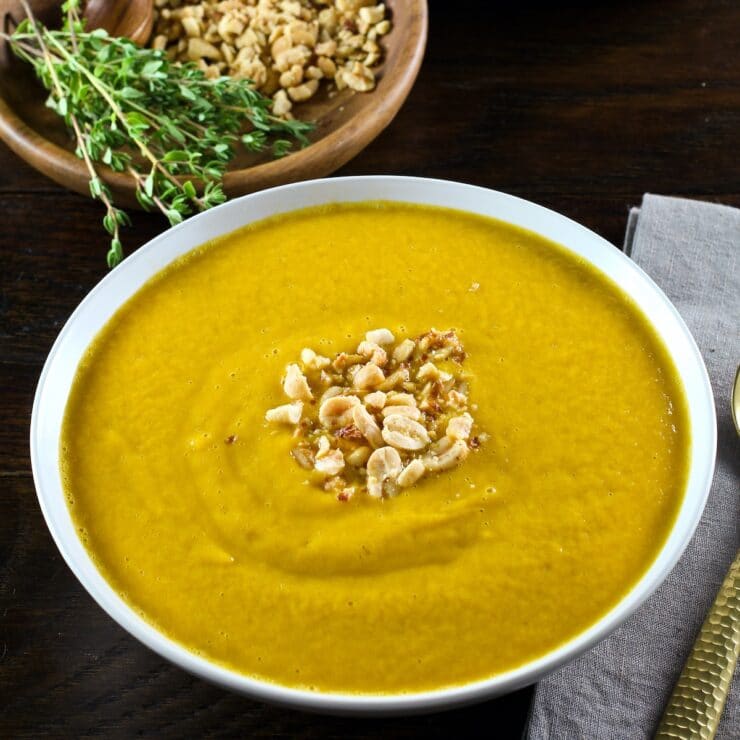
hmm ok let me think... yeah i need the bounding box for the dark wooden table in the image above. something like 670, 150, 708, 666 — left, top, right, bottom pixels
3, 1, 740, 736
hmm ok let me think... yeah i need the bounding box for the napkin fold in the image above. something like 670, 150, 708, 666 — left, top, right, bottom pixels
526, 194, 740, 740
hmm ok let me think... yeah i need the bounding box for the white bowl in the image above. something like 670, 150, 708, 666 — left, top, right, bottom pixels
30, 176, 716, 716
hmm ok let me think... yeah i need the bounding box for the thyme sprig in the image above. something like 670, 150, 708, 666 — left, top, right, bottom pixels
3, 0, 313, 267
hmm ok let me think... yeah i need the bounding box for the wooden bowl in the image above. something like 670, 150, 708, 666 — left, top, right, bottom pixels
0, 0, 427, 208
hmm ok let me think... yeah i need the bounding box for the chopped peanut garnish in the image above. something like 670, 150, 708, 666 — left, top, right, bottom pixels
150, 1, 392, 118
264, 328, 484, 500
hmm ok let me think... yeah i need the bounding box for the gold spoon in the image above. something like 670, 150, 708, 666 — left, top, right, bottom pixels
734, 365, 740, 437
83, 0, 154, 46
654, 367, 740, 739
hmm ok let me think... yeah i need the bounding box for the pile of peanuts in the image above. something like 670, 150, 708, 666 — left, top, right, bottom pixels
150, 0, 391, 117
265, 328, 485, 501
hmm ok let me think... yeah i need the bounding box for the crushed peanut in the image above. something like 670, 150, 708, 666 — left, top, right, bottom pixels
151, 0, 392, 118
265, 328, 484, 500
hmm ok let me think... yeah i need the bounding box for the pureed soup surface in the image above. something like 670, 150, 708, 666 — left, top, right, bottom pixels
61, 202, 690, 694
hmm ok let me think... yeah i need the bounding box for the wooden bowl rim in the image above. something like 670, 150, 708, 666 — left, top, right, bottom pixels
0, 0, 428, 202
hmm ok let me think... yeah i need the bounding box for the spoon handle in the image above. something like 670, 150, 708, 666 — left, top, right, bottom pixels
654, 550, 740, 739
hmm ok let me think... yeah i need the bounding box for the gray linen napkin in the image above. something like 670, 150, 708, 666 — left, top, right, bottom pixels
526, 194, 740, 740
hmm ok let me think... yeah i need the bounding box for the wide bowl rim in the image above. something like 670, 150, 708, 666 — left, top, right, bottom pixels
30, 175, 717, 716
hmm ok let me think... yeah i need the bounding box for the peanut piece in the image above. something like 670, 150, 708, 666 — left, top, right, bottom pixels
353, 362, 385, 390
316, 436, 331, 458
318, 56, 337, 77
447, 389, 468, 409
379, 368, 410, 391
319, 394, 360, 430
344, 62, 375, 92
359, 5, 386, 26
366, 328, 395, 345
381, 405, 421, 421
181, 16, 201, 38
417, 362, 440, 381
385, 392, 417, 407
279, 64, 304, 89
291, 446, 314, 469
352, 404, 383, 448
357, 340, 387, 366
320, 385, 343, 403
300, 347, 330, 370
366, 446, 403, 498
447, 413, 473, 441
392, 338, 415, 363
423, 440, 469, 472
346, 445, 372, 467
334, 68, 348, 90
314, 449, 345, 476
275, 45, 312, 72
315, 40, 337, 57
186, 37, 222, 61
381, 415, 431, 451
272, 89, 293, 117
265, 401, 303, 425
287, 78, 319, 102
283, 363, 313, 401
398, 459, 425, 488
375, 19, 391, 35
218, 15, 245, 39
364, 391, 387, 409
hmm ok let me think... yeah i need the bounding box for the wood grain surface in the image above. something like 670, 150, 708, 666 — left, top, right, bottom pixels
3, 1, 740, 737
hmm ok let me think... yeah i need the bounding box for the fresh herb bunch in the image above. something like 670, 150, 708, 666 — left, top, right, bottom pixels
4, 0, 313, 267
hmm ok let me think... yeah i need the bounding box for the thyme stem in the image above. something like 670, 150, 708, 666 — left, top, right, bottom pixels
6, 0, 313, 267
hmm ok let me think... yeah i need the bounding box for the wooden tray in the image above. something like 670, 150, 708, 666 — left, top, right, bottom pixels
0, 0, 427, 208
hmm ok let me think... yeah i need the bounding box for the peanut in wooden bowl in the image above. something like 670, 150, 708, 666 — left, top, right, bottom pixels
0, 0, 427, 209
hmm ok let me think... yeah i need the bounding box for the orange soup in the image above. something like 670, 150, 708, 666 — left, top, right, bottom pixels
61, 203, 690, 693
